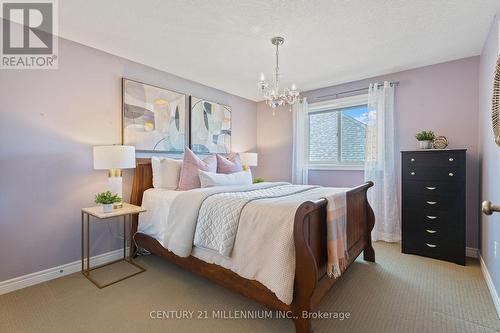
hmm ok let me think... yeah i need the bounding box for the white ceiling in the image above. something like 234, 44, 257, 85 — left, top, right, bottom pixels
57, 0, 500, 101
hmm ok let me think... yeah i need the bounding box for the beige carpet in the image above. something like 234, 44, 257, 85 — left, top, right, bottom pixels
1, 242, 499, 333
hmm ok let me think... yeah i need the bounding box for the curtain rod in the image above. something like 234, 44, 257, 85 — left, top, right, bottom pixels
314, 81, 399, 101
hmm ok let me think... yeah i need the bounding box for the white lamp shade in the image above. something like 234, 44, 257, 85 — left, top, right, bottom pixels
239, 152, 258, 166
93, 145, 136, 170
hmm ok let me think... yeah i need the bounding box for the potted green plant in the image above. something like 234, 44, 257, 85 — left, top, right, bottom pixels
415, 130, 435, 149
253, 177, 265, 184
94, 191, 121, 213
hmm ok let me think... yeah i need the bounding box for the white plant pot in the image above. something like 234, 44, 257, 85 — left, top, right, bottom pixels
418, 140, 433, 149
102, 203, 114, 213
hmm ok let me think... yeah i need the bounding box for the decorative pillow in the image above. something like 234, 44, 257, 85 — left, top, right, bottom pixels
198, 170, 252, 188
151, 157, 182, 189
178, 148, 217, 190
216, 153, 243, 174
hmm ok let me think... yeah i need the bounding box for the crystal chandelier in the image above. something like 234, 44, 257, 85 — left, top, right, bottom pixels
258, 36, 301, 112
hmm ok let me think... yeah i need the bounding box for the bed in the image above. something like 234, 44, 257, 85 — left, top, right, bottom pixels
130, 158, 375, 333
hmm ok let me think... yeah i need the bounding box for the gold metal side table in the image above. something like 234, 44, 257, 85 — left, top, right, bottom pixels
81, 203, 146, 288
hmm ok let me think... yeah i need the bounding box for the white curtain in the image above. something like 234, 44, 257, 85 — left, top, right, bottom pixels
365, 82, 400, 242
292, 99, 309, 184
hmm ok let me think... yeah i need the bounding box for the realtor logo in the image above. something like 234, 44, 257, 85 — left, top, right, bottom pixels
1, 0, 58, 69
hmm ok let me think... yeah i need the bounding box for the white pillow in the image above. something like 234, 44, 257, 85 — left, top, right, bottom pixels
151, 157, 183, 189
198, 170, 252, 188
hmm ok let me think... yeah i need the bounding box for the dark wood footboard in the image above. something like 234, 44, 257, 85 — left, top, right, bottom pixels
130, 159, 375, 333
292, 182, 375, 332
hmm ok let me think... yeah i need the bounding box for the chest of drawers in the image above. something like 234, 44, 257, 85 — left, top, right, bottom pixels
401, 149, 466, 265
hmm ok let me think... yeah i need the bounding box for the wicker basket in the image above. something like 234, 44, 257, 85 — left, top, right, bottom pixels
433, 136, 448, 149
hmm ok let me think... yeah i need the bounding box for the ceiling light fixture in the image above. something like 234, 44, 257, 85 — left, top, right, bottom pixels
258, 36, 301, 113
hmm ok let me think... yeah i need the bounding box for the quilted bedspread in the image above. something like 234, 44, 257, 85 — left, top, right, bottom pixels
162, 182, 348, 304
193, 184, 319, 256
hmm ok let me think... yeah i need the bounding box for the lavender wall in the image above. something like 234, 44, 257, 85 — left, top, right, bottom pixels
478, 13, 500, 296
256, 102, 294, 182
256, 57, 480, 248
0, 36, 257, 282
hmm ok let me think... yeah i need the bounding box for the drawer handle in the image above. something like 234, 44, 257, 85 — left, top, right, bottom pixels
449, 158, 454, 162
410, 172, 415, 176
425, 229, 437, 234
425, 186, 437, 190
426, 215, 437, 220
449, 173, 454, 177
411, 158, 415, 162
426, 243, 437, 248
426, 201, 437, 205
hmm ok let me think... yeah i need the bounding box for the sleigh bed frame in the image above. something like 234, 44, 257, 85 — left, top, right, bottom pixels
130, 158, 375, 333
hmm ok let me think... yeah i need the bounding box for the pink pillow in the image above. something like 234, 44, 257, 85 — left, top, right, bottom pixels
178, 148, 217, 190
216, 153, 243, 174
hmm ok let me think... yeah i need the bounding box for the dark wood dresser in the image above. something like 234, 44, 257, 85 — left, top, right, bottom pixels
401, 149, 466, 265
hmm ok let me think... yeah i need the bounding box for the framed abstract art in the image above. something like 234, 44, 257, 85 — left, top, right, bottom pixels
122, 78, 186, 153
189, 96, 231, 154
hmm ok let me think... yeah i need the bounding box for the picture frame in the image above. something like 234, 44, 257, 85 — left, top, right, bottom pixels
189, 96, 231, 154
122, 78, 187, 153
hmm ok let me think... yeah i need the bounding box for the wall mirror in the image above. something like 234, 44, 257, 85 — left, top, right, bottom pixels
493, 55, 500, 147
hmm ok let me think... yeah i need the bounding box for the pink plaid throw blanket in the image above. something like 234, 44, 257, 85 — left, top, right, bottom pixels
326, 191, 348, 278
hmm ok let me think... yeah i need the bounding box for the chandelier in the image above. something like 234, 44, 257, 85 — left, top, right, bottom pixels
258, 36, 301, 112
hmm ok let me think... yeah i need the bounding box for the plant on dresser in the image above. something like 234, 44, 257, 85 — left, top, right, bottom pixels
401, 149, 466, 265
415, 130, 435, 149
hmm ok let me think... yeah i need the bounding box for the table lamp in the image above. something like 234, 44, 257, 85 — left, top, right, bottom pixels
93, 145, 136, 207
239, 152, 258, 171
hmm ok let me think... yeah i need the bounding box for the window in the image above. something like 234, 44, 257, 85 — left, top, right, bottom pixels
308, 94, 368, 170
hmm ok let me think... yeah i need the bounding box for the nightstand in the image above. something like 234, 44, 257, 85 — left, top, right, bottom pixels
81, 203, 146, 288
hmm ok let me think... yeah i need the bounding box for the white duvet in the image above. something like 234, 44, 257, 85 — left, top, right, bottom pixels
138, 183, 347, 305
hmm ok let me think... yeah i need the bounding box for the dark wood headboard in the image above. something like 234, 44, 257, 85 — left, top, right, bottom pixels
130, 158, 153, 255
130, 158, 153, 207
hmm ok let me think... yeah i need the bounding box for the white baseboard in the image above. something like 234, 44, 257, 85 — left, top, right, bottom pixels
0, 248, 129, 296
466, 247, 479, 258
0, 245, 484, 297
480, 255, 500, 319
